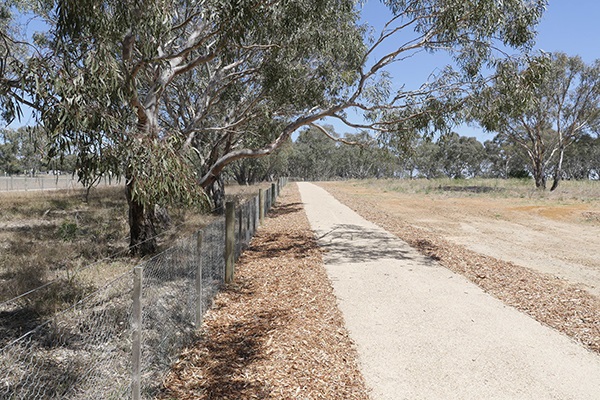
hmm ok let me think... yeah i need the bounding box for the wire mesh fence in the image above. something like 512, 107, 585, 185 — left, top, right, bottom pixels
0, 175, 121, 192
0, 271, 134, 399
0, 178, 287, 399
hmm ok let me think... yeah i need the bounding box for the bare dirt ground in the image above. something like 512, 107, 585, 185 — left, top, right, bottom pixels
320, 180, 600, 354
323, 180, 600, 297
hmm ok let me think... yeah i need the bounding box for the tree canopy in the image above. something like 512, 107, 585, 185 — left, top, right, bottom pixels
4, 0, 548, 254
474, 52, 600, 189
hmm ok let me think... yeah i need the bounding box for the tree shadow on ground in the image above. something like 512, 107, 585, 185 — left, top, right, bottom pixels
317, 224, 416, 264
267, 202, 303, 218
0, 223, 58, 241
0, 308, 43, 348
201, 308, 287, 398
245, 231, 319, 260
3, 349, 85, 398
161, 305, 289, 399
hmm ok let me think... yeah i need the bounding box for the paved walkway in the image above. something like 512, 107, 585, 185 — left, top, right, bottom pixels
298, 182, 600, 400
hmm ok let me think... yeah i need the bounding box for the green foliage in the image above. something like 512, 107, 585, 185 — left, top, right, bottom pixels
438, 132, 485, 178
562, 134, 600, 180
227, 139, 292, 185
0, 127, 49, 174
335, 131, 392, 178
290, 127, 600, 183
289, 126, 340, 180
58, 220, 78, 241
127, 137, 211, 210
0, 3, 26, 124
482, 135, 530, 179
288, 125, 396, 180
473, 52, 600, 189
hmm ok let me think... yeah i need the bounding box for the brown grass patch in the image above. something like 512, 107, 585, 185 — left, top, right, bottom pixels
0, 184, 268, 317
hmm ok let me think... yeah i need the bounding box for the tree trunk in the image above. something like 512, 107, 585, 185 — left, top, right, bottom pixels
529, 151, 547, 189
550, 171, 561, 191
550, 147, 566, 192
533, 170, 546, 189
204, 174, 225, 214
531, 159, 546, 189
126, 179, 158, 255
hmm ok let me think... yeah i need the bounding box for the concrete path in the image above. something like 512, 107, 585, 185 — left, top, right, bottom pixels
297, 182, 600, 400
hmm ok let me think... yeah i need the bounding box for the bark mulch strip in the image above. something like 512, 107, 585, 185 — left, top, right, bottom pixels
321, 182, 600, 355
160, 184, 370, 399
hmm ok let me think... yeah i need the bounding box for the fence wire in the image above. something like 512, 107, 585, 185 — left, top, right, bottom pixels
1, 273, 133, 399
0, 175, 120, 192
0, 179, 286, 399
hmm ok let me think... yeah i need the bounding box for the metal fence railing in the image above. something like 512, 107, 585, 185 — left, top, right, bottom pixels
0, 178, 287, 399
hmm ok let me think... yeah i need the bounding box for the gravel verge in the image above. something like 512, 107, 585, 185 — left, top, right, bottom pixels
321, 182, 600, 354
160, 184, 369, 399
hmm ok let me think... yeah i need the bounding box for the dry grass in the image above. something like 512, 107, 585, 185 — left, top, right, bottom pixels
321, 181, 600, 354
0, 187, 131, 313
356, 177, 600, 201
0, 183, 268, 316
160, 185, 369, 400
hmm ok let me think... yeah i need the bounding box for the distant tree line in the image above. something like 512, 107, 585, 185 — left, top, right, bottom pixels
4, 121, 599, 184
219, 125, 599, 183
0, 127, 76, 175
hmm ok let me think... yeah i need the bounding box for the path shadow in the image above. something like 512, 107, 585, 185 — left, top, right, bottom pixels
199, 308, 286, 398
267, 202, 303, 218
317, 224, 413, 264
245, 231, 319, 260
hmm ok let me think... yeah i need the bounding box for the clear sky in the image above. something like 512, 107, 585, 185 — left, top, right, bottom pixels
327, 1, 600, 142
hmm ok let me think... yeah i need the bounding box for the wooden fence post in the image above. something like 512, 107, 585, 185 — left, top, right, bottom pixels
254, 195, 259, 232
271, 183, 276, 205
195, 233, 203, 326
132, 266, 143, 400
245, 202, 251, 244
259, 189, 264, 225
225, 202, 235, 283
265, 187, 271, 212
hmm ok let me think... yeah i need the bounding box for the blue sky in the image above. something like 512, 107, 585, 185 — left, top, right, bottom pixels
326, 1, 600, 142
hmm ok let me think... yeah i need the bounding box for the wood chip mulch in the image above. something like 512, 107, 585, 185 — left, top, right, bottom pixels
321, 183, 600, 355
159, 185, 370, 399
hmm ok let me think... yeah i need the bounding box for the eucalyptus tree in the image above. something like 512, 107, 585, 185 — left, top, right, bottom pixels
482, 135, 530, 179
29, 0, 545, 254
289, 126, 339, 181
227, 139, 292, 186
0, 126, 48, 174
335, 131, 394, 179
475, 53, 600, 190
437, 132, 485, 178
1, 1, 28, 124
38, 0, 365, 253
0, 128, 19, 173
561, 134, 600, 180
413, 139, 442, 178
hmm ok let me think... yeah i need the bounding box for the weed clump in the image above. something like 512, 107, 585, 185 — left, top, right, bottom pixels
58, 220, 78, 241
